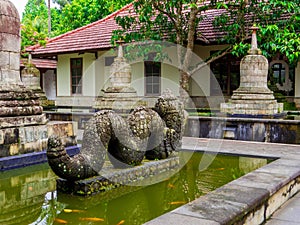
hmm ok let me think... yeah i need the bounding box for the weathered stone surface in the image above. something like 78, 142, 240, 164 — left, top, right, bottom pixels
0, 114, 47, 129
0, 121, 76, 158
94, 44, 141, 110
21, 62, 49, 104
48, 90, 186, 181
173, 194, 248, 224
221, 27, 282, 116
9, 52, 20, 70
144, 213, 220, 225
110, 45, 132, 88
0, 33, 20, 52
56, 156, 180, 195
0, 0, 19, 20
0, 1, 46, 121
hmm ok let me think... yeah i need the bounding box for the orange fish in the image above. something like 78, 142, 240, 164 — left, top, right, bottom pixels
63, 209, 86, 213
116, 220, 125, 225
168, 183, 175, 188
216, 168, 225, 171
54, 218, 68, 224
169, 201, 186, 205
79, 217, 104, 222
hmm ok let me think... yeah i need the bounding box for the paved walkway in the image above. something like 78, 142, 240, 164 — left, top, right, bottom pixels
265, 192, 300, 225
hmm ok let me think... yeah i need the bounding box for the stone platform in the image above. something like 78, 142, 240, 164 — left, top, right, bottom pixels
56, 156, 180, 195
0, 121, 77, 158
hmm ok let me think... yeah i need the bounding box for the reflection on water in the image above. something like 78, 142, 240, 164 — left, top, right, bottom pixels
0, 152, 270, 225
0, 164, 56, 225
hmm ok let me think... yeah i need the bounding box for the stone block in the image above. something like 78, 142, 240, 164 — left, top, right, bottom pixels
0, 15, 19, 35
0, 144, 9, 157
0, 51, 9, 69
0, 130, 3, 145
144, 213, 220, 225
266, 178, 300, 218
9, 52, 20, 70
24, 126, 34, 143
9, 144, 19, 156
0, 1, 19, 19
0, 33, 20, 52
0, 69, 22, 84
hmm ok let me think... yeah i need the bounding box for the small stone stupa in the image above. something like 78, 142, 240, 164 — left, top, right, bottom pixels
94, 42, 144, 112
220, 26, 283, 117
21, 52, 55, 107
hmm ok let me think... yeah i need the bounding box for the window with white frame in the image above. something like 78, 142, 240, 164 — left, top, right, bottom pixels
70, 58, 83, 94
144, 52, 161, 96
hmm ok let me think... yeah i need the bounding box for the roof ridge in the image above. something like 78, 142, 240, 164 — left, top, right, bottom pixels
26, 2, 134, 51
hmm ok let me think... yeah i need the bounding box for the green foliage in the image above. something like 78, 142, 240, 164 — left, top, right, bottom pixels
112, 0, 219, 93
214, 0, 300, 65
54, 0, 109, 34
50, 0, 131, 35
21, 0, 131, 53
21, 0, 49, 53
52, 0, 72, 8
113, 0, 208, 46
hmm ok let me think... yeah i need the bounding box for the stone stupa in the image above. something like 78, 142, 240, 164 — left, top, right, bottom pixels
220, 26, 283, 117
0, 0, 75, 161
0, 0, 47, 127
94, 42, 145, 112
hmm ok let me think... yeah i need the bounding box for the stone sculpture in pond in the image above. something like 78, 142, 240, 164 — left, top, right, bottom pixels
47, 89, 186, 181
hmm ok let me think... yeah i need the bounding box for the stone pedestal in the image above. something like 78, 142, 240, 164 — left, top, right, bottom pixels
220, 27, 283, 117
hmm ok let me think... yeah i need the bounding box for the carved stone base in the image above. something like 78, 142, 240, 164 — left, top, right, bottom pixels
94, 96, 146, 112
0, 114, 47, 129
56, 156, 180, 195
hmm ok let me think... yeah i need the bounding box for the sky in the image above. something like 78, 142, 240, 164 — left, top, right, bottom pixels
9, 0, 58, 18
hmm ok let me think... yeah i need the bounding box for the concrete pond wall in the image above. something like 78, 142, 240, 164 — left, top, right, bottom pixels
46, 111, 300, 144
186, 116, 300, 144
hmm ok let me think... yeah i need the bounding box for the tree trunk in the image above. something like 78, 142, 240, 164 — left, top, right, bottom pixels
178, 7, 198, 106
48, 0, 51, 35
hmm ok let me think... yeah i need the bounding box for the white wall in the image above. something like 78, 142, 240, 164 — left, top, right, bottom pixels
57, 53, 97, 97
55, 44, 231, 107
192, 44, 229, 96
57, 54, 71, 96
42, 69, 56, 100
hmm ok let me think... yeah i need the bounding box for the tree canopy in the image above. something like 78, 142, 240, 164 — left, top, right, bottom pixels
214, 0, 300, 65
112, 0, 300, 95
21, 0, 49, 53
21, 0, 131, 52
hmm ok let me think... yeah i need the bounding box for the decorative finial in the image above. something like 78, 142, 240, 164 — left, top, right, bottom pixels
116, 39, 125, 58
248, 25, 261, 55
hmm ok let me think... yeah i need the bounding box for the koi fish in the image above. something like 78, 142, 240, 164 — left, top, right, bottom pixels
79, 217, 104, 222
116, 220, 125, 225
54, 218, 68, 224
168, 183, 175, 188
216, 168, 225, 171
63, 209, 86, 213
169, 201, 186, 205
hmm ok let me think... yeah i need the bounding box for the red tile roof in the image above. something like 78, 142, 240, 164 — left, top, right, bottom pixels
20, 58, 57, 69
26, 3, 228, 57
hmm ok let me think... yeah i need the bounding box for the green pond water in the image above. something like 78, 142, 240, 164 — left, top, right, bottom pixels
0, 152, 270, 225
